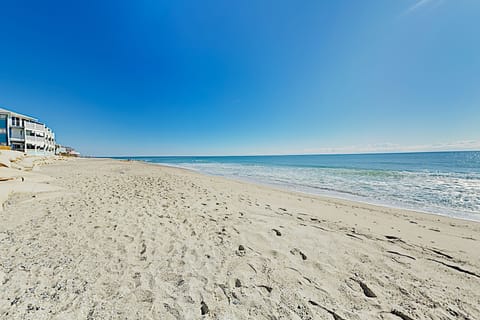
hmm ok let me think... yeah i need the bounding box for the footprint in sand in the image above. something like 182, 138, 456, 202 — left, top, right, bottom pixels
200, 301, 209, 315
139, 240, 147, 261
236, 245, 246, 256
235, 279, 242, 287
272, 228, 282, 236
290, 248, 307, 260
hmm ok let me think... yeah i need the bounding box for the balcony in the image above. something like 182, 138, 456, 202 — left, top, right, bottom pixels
25, 135, 45, 145
10, 135, 25, 141
25, 122, 45, 132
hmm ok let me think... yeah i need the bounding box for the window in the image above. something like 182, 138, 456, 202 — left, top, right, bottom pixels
12, 144, 24, 151
11, 117, 20, 126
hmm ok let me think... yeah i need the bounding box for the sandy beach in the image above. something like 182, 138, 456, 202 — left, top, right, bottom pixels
0, 155, 479, 320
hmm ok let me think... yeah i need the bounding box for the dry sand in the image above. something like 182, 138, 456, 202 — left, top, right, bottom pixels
0, 156, 479, 319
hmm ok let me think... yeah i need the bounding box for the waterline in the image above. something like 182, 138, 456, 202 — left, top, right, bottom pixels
116, 152, 480, 221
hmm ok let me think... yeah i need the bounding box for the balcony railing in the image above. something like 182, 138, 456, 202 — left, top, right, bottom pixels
10, 135, 25, 141
25, 122, 45, 131
25, 136, 45, 145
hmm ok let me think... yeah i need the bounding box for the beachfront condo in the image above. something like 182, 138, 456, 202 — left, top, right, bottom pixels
0, 108, 56, 156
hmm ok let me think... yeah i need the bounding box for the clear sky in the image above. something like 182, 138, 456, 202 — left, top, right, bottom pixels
1, 0, 479, 156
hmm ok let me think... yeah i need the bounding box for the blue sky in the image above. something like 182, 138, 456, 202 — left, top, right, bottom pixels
1, 0, 479, 156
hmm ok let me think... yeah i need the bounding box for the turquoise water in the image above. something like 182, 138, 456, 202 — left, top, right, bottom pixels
116, 152, 480, 221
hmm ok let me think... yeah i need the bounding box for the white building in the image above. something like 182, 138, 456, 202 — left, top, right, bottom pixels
0, 108, 56, 156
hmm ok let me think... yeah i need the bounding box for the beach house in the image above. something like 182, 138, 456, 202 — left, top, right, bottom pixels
0, 108, 56, 156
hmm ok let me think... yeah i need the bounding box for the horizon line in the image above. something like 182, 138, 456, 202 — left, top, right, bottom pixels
90, 149, 480, 158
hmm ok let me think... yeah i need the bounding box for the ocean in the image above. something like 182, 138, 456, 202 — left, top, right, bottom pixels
116, 151, 480, 221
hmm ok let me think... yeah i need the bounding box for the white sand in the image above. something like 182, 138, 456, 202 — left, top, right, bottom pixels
0, 157, 478, 319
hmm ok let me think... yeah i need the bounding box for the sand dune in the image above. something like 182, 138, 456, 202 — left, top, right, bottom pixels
0, 151, 62, 213
0, 157, 478, 319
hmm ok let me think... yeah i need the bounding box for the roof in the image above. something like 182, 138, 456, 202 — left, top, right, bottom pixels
0, 108, 38, 121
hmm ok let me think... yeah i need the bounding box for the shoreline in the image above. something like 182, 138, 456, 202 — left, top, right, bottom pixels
114, 158, 480, 250
138, 160, 480, 224
1, 156, 479, 319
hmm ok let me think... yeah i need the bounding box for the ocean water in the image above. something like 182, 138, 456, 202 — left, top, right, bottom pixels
116, 152, 480, 221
